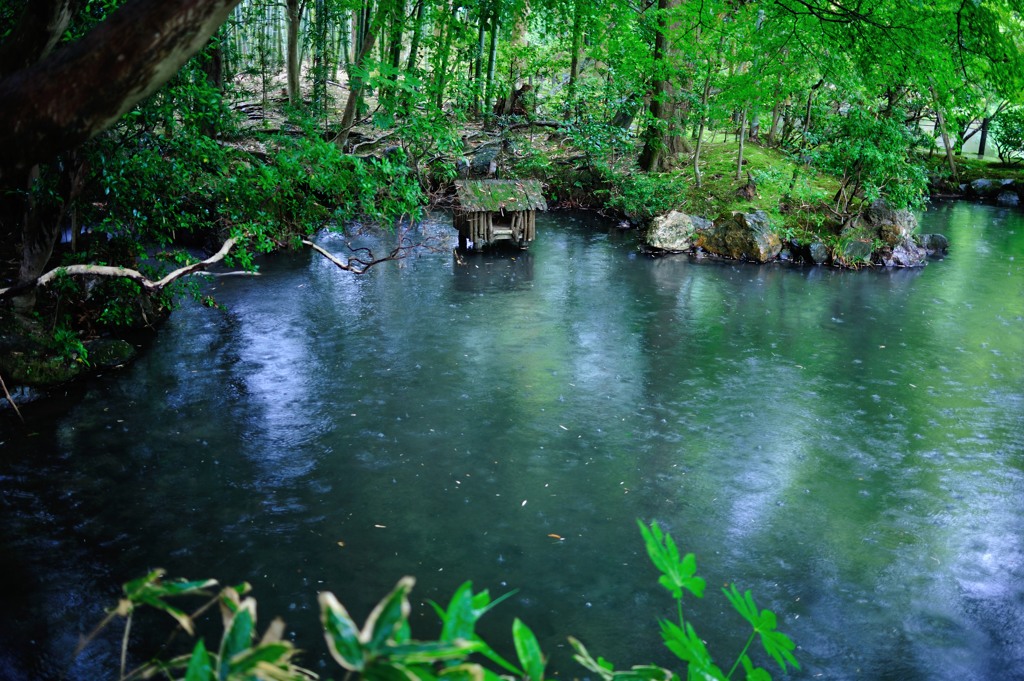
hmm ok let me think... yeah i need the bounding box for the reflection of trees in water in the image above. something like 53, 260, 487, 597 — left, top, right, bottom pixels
3, 205, 1024, 680
451, 250, 535, 293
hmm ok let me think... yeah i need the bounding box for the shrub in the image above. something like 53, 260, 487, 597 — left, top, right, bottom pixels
992, 107, 1024, 164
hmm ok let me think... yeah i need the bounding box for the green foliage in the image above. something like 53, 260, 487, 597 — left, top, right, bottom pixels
812, 107, 929, 214
722, 587, 799, 673
992, 107, 1024, 165
50, 325, 89, 367
83, 524, 797, 681
635, 520, 799, 681
638, 520, 706, 602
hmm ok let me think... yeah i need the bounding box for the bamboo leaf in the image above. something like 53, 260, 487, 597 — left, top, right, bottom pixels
512, 618, 545, 681
218, 597, 256, 680
364, 576, 415, 652
319, 591, 366, 671
184, 640, 215, 681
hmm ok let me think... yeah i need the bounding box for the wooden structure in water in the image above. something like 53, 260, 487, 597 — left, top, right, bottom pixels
453, 179, 547, 250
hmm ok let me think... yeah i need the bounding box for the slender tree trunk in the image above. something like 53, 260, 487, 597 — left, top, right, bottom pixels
568, 0, 584, 90
311, 0, 329, 121
768, 101, 782, 146
285, 0, 304, 106
497, 0, 530, 116
275, 4, 284, 68
692, 68, 712, 188
405, 0, 425, 71
337, 0, 389, 147
433, 0, 455, 109
799, 79, 823, 154
483, 0, 500, 113
473, 8, 486, 112
736, 105, 747, 181
978, 116, 990, 159
930, 86, 957, 179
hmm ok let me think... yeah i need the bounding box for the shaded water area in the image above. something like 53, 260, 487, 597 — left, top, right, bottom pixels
2, 201, 1023, 680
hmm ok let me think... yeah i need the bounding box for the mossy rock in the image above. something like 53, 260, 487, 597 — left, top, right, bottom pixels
1, 351, 87, 386
85, 339, 137, 368
699, 210, 782, 263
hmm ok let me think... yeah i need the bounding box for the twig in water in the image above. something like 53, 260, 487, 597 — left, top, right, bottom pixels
0, 372, 23, 423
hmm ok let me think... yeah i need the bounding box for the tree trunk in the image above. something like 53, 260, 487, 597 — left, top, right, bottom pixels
473, 7, 486, 112
638, 0, 689, 172
337, 1, 389, 148
0, 0, 82, 79
930, 87, 957, 180
610, 93, 644, 129
568, 0, 584, 90
433, 0, 456, 109
978, 116, 990, 159
285, 0, 304, 106
405, 0, 425, 71
388, 0, 404, 75
736, 105, 747, 181
0, 0, 244, 179
0, 0, 243, 307
483, 0, 500, 113
692, 68, 713, 188
496, 0, 530, 116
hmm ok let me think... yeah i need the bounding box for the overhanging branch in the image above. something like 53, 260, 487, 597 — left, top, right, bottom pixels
0, 237, 243, 298
303, 239, 415, 275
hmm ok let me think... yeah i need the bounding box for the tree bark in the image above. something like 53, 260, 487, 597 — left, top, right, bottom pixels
736, 106, 748, 181
1, 238, 241, 299
483, 0, 500, 113
337, 1, 389, 148
496, 0, 530, 117
930, 86, 957, 180
405, 0, 425, 71
433, 0, 456, 109
638, 0, 689, 172
0, 0, 244, 180
568, 0, 584, 90
285, 0, 305, 106
0, 0, 81, 79
978, 116, 990, 159
0, 0, 243, 308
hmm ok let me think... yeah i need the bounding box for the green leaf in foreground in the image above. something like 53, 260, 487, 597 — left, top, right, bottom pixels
638, 520, 706, 601
722, 585, 799, 673
512, 618, 545, 681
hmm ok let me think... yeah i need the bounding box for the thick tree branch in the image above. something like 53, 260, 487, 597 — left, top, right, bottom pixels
0, 238, 242, 298
0, 0, 242, 178
0, 0, 82, 79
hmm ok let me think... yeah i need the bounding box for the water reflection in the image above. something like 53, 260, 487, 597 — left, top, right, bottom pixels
452, 250, 535, 293
1, 204, 1023, 680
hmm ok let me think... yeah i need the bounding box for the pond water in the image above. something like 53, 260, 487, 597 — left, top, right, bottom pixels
1, 201, 1023, 681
